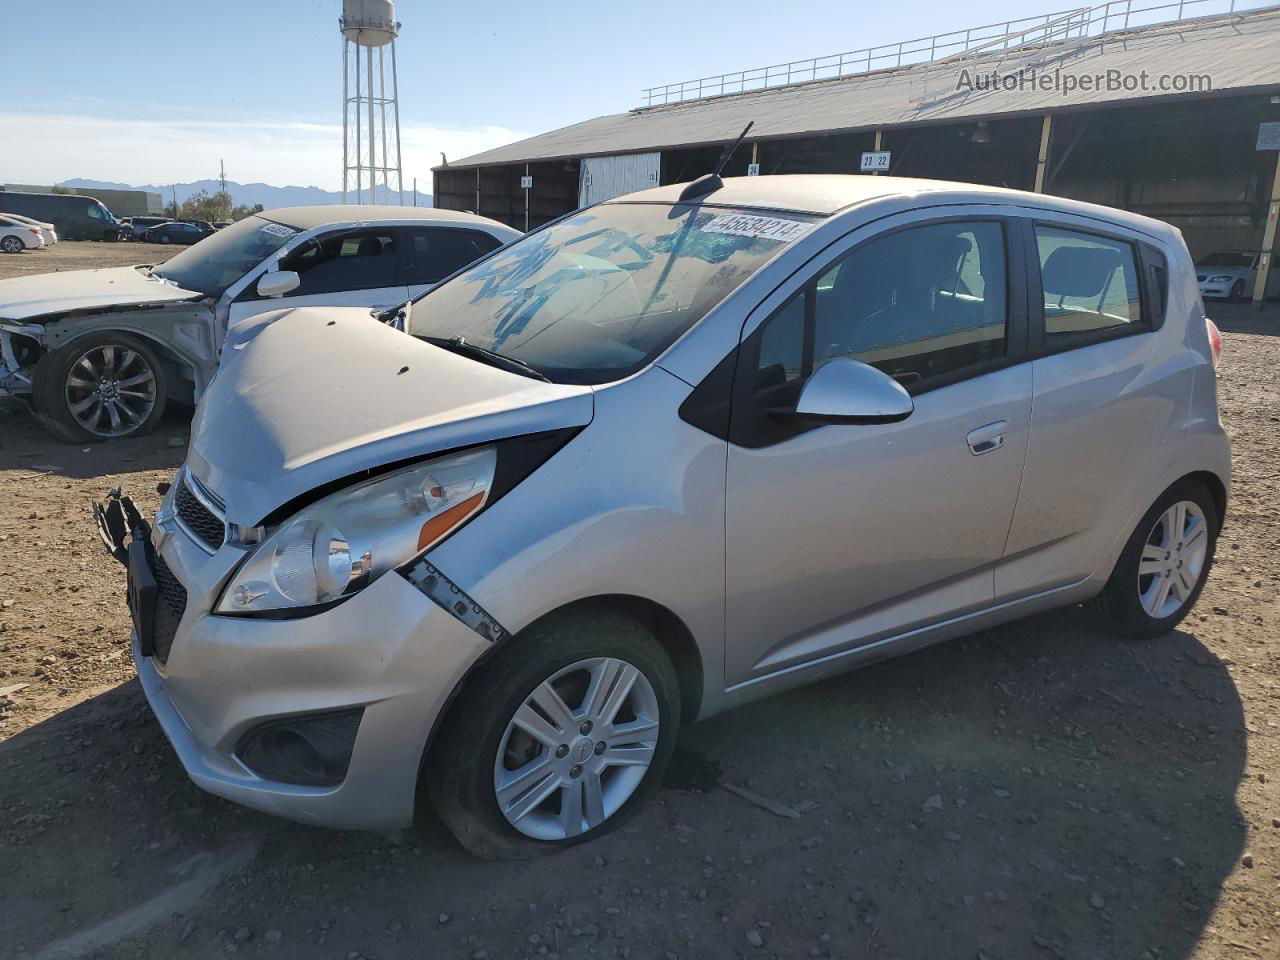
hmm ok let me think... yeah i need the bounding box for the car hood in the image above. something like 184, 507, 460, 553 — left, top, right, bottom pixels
1197, 266, 1250, 279
0, 265, 204, 321
187, 307, 595, 525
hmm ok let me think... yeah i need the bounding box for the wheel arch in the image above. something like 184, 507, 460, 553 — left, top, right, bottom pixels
417, 593, 706, 799
1184, 469, 1227, 526
34, 322, 198, 404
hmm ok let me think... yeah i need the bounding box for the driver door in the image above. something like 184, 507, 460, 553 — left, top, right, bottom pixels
724, 213, 1033, 685
225, 226, 408, 332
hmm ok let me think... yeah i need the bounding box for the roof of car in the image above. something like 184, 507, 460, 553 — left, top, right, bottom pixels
260, 204, 515, 233
610, 174, 1176, 238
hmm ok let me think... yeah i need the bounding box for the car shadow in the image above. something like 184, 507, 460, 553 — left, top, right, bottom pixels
0, 401, 189, 479
0, 608, 1246, 960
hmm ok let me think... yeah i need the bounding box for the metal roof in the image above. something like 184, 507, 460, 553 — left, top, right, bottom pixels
443, 6, 1280, 170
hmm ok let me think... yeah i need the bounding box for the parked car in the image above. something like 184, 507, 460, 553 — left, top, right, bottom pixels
144, 221, 213, 245
1, 211, 57, 245
95, 175, 1229, 857
0, 206, 520, 441
0, 191, 121, 240
120, 216, 173, 241
212, 220, 232, 230
1195, 250, 1279, 301
0, 216, 47, 252
181, 219, 216, 233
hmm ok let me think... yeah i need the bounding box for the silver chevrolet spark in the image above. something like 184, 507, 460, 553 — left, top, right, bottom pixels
98, 175, 1229, 859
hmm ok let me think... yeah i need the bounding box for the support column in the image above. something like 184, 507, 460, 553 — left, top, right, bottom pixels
1033, 113, 1053, 193
1253, 151, 1280, 310
871, 129, 883, 175
524, 163, 530, 233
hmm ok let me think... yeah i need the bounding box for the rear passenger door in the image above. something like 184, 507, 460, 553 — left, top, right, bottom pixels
723, 212, 1034, 685
995, 217, 1180, 600
398, 226, 504, 298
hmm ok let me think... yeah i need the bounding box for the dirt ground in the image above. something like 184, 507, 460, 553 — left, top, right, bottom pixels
1, 242, 1279, 960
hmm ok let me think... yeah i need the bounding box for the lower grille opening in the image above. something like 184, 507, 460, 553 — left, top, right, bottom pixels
152, 551, 187, 665
236, 709, 364, 787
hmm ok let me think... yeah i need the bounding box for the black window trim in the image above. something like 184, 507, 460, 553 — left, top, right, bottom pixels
715, 213, 1030, 448
396, 225, 504, 286
1024, 217, 1164, 359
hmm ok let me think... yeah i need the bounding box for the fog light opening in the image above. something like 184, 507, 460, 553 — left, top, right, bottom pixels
236, 708, 364, 787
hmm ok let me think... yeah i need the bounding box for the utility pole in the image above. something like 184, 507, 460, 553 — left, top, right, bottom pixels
171, 184, 178, 218
219, 158, 229, 219
413, 176, 417, 206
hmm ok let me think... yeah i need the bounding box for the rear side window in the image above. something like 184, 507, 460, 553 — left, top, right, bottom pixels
1035, 226, 1142, 339
401, 228, 502, 284
282, 229, 399, 295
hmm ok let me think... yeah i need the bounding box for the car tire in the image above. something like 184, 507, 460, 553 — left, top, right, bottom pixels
1088, 478, 1219, 640
31, 332, 169, 443
426, 608, 681, 860
1230, 280, 1246, 303
0, 236, 23, 254
158, 235, 172, 245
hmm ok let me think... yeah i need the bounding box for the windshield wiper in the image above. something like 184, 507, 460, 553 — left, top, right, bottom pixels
419, 335, 551, 383
374, 299, 412, 330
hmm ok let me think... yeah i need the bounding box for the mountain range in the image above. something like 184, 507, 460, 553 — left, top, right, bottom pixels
57, 178, 432, 209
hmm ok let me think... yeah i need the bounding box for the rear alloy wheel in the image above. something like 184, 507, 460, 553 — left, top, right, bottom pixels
33, 332, 169, 443
1, 236, 23, 253
427, 609, 680, 859
1089, 479, 1219, 639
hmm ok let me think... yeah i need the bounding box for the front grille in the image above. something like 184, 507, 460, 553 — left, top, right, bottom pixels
152, 551, 187, 665
1197, 275, 1206, 282
175, 471, 225, 550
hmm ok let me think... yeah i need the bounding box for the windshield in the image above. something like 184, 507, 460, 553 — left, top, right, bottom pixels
152, 215, 299, 296
410, 203, 817, 384
1198, 252, 1253, 268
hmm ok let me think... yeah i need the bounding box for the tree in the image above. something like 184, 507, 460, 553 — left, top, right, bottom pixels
176, 188, 233, 222
50, 185, 72, 195
230, 202, 264, 221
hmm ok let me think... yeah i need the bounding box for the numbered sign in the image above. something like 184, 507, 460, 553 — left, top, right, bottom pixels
860, 151, 891, 172
520, 175, 534, 189
747, 163, 761, 177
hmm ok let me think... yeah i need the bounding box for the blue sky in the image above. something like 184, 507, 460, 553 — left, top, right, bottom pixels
3, 0, 1069, 190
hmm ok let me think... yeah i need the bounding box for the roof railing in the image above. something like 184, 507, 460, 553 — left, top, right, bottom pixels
637, 0, 1279, 108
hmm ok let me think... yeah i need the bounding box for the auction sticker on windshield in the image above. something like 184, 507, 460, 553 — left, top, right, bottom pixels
701, 214, 814, 243
260, 222, 297, 239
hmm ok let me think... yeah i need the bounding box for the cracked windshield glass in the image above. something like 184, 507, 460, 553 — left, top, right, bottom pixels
409, 204, 818, 384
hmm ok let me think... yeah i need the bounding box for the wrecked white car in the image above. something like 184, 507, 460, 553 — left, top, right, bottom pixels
0, 206, 519, 441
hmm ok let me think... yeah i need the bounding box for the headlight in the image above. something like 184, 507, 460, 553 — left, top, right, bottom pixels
1209, 275, 1234, 283
216, 447, 496, 615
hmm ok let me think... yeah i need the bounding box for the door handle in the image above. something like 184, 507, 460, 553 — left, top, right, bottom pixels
966, 421, 1007, 456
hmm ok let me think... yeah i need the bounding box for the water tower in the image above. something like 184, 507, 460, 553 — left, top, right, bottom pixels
340, 0, 403, 204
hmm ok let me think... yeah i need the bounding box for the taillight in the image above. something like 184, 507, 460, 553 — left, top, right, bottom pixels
28, 228, 40, 236
1205, 317, 1223, 368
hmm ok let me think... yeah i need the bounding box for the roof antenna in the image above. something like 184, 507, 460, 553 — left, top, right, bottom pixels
678, 121, 754, 202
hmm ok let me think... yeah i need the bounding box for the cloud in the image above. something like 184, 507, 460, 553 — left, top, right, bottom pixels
0, 112, 528, 191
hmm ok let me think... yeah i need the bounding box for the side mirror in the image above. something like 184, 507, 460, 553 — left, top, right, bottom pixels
256, 270, 300, 299
787, 357, 914, 425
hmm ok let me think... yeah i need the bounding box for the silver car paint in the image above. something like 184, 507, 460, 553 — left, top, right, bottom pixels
140, 177, 1230, 830
0, 216, 521, 402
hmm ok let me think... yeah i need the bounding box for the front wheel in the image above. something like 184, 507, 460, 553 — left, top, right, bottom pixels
32, 332, 169, 443
158, 234, 172, 245
427, 609, 681, 859
1230, 280, 1246, 303
1088, 479, 1219, 639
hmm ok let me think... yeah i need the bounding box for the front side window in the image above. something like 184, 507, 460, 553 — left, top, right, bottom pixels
402, 228, 502, 284
281, 228, 399, 295
732, 220, 1008, 446
1036, 226, 1141, 338
410, 204, 817, 385
86, 204, 105, 220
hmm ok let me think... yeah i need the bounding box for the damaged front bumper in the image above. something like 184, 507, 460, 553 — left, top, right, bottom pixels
93, 484, 493, 830
0, 320, 43, 398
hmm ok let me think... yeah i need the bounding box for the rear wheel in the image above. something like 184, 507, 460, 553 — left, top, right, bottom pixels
427, 609, 680, 860
32, 332, 168, 443
0, 236, 23, 254
1088, 479, 1219, 639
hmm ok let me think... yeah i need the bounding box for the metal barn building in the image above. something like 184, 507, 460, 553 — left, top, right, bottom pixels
435, 0, 1280, 303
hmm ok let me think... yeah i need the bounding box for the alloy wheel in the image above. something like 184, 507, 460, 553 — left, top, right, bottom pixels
1, 236, 22, 253
1137, 499, 1209, 619
493, 657, 660, 841
64, 344, 158, 437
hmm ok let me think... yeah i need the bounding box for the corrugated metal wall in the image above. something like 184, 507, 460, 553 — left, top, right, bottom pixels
579, 153, 661, 207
